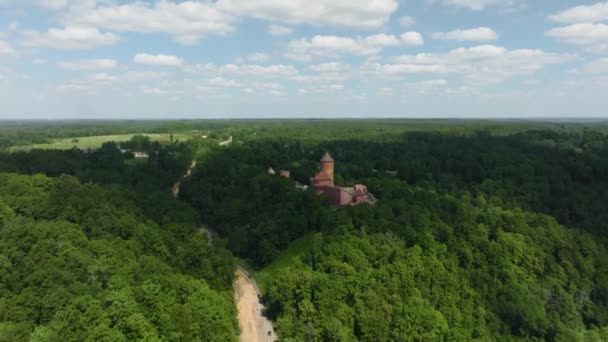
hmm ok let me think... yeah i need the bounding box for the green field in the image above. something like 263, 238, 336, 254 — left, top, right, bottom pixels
9, 133, 191, 151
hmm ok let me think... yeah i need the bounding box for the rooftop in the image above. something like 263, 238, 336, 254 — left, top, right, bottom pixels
314, 171, 332, 181
320, 152, 334, 162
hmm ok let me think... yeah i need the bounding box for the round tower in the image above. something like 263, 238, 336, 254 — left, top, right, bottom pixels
320, 152, 334, 186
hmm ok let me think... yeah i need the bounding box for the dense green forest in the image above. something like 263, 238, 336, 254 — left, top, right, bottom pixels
2, 120, 608, 341
0, 135, 238, 341
180, 126, 608, 340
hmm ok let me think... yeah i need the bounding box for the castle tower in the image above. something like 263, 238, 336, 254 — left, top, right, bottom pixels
320, 152, 334, 186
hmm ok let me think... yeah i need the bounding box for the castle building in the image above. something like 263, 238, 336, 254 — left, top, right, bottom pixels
311, 152, 376, 206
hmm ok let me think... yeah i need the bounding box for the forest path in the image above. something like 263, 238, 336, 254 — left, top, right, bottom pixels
172, 161, 197, 198
172, 158, 277, 341
235, 266, 277, 342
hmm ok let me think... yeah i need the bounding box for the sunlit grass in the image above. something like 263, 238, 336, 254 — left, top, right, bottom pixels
9, 133, 191, 151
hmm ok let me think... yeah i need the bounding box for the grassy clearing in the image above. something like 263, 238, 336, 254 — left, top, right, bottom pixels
9, 133, 191, 152
256, 233, 319, 293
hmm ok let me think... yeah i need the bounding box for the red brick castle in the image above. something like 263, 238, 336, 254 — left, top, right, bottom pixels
311, 152, 376, 206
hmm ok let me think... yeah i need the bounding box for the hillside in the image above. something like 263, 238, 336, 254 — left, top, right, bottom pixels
0, 173, 238, 341
1, 121, 608, 341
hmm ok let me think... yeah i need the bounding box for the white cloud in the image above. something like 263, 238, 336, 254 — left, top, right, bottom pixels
56, 69, 168, 94
143, 87, 170, 95
546, 23, 608, 52
237, 53, 269, 63
424, 79, 448, 86
217, 0, 398, 29
67, 1, 235, 45
268, 24, 293, 36
59, 59, 117, 71
399, 16, 415, 27
364, 45, 573, 83
432, 27, 498, 42
122, 71, 168, 82
363, 63, 445, 75
134, 53, 183, 67
443, 0, 508, 11
0, 40, 16, 56
22, 26, 118, 49
286, 33, 414, 60
56, 72, 120, 93
89, 72, 119, 82
365, 34, 402, 47
208, 77, 242, 87
35, 0, 69, 10
550, 2, 608, 24
308, 62, 350, 73
253, 82, 282, 89
287, 36, 378, 60
219, 64, 299, 78
401, 31, 424, 46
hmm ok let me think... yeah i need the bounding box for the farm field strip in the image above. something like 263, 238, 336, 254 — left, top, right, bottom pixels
9, 133, 191, 151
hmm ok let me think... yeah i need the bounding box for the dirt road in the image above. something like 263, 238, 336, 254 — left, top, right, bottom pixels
172, 159, 276, 341
172, 161, 197, 198
234, 268, 277, 342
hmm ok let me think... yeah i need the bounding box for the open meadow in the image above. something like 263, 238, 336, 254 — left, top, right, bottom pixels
8, 133, 191, 151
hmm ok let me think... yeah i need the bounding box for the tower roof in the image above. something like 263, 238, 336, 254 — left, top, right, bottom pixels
314, 171, 332, 181
320, 152, 334, 162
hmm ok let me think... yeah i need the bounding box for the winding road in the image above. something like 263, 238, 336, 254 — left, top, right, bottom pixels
173, 157, 277, 341
235, 267, 277, 342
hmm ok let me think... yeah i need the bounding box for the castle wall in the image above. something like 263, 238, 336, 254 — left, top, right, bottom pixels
316, 186, 353, 206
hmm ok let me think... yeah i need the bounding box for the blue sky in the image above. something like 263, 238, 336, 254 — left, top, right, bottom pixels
0, 0, 607, 119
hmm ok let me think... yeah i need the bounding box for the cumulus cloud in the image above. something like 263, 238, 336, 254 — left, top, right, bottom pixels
189, 63, 301, 80
56, 69, 168, 94
67, 1, 235, 45
363, 45, 573, 83
208, 77, 242, 87
218, 64, 299, 78
89, 72, 119, 82
59, 59, 117, 71
134, 54, 183, 67
443, 0, 509, 11
424, 79, 448, 86
34, 0, 69, 10
432, 27, 498, 42
550, 2, 608, 24
56, 72, 121, 93
308, 62, 350, 73
237, 53, 269, 63
268, 25, 293, 36
217, 0, 398, 29
22, 26, 118, 49
253, 82, 282, 89
401, 32, 424, 46
546, 23, 608, 52
286, 33, 421, 60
